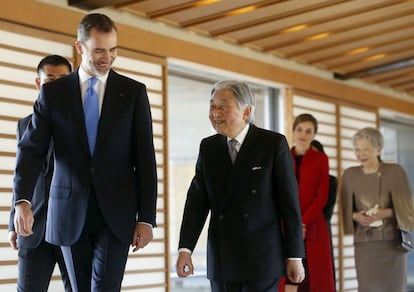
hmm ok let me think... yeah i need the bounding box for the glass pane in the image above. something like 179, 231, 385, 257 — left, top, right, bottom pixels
381, 119, 414, 290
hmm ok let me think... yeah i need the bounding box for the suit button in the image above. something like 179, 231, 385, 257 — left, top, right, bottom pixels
90, 167, 96, 172
251, 189, 257, 194
84, 188, 90, 193
243, 213, 249, 219
218, 215, 224, 220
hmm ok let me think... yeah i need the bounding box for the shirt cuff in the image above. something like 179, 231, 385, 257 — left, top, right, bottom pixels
138, 222, 153, 228
14, 199, 31, 208
287, 258, 302, 260
178, 248, 192, 255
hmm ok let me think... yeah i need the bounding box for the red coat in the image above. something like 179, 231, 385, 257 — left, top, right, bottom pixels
291, 147, 335, 292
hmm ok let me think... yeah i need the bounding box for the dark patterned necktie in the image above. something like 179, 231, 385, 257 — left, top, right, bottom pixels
228, 139, 238, 164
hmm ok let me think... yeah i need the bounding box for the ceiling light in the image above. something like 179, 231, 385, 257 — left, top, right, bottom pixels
194, 0, 221, 7
226, 5, 257, 16
281, 24, 308, 34
347, 47, 370, 55
305, 32, 331, 41
363, 53, 387, 62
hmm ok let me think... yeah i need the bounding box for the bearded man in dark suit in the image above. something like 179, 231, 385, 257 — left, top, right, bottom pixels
13, 13, 157, 292
176, 80, 305, 292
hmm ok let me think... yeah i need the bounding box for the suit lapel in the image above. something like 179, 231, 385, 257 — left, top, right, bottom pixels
229, 124, 257, 174
69, 69, 125, 157
67, 72, 90, 154
95, 70, 126, 148
220, 125, 258, 209
206, 135, 234, 210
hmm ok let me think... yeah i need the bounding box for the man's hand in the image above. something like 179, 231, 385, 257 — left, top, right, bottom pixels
286, 259, 305, 283
176, 251, 194, 278
8, 231, 18, 250
131, 223, 153, 252
14, 202, 33, 237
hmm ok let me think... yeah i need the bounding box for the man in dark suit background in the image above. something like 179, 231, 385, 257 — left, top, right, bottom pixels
176, 80, 305, 291
12, 13, 157, 292
8, 55, 72, 292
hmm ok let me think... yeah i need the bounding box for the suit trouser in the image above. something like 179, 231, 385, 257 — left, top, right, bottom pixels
60, 191, 130, 292
17, 239, 72, 292
211, 278, 280, 292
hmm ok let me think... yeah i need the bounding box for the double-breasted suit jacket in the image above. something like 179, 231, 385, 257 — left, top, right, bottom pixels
179, 125, 304, 282
9, 115, 54, 248
13, 69, 157, 246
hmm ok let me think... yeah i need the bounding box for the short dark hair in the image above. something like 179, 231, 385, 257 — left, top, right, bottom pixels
292, 113, 318, 133
37, 55, 72, 76
77, 13, 118, 44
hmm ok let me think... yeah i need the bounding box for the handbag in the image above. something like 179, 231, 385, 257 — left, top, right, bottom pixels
378, 174, 414, 252
399, 229, 414, 252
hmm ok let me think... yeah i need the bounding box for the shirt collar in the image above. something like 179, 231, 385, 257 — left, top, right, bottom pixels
78, 65, 110, 85
227, 123, 250, 146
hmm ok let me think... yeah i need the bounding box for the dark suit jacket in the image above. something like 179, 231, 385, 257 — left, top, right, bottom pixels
178, 125, 304, 282
13, 69, 157, 246
323, 175, 337, 223
9, 115, 53, 248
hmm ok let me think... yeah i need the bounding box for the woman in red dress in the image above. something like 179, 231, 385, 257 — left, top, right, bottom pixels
283, 113, 335, 292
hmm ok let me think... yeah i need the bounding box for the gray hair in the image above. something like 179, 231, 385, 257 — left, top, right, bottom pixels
211, 80, 256, 123
352, 127, 384, 149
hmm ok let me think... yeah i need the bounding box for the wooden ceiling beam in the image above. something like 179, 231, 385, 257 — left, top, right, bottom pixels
334, 58, 414, 80
362, 64, 414, 83
68, 0, 142, 10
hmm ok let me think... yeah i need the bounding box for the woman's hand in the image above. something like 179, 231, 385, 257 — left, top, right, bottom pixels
353, 210, 377, 226
353, 207, 393, 226
371, 208, 393, 221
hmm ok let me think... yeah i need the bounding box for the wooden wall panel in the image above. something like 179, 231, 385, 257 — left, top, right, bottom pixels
0, 22, 169, 292
1, 1, 414, 116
